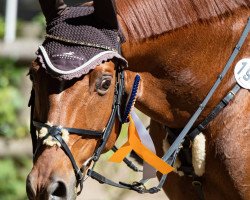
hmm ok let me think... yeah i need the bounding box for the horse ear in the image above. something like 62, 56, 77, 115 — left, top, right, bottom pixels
39, 0, 67, 22
94, 0, 118, 29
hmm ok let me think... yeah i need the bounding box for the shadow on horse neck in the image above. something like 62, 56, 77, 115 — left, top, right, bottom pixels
26, 0, 250, 199
118, 1, 250, 199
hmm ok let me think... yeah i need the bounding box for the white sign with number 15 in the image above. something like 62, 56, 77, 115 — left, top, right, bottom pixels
234, 58, 250, 89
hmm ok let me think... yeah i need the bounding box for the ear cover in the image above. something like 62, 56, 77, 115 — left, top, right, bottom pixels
94, 0, 119, 29
39, 0, 67, 22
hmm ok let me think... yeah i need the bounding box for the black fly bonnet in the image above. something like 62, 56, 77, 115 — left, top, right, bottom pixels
37, 3, 127, 80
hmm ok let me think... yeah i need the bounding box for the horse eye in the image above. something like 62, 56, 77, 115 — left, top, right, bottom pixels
101, 79, 111, 90
97, 77, 112, 95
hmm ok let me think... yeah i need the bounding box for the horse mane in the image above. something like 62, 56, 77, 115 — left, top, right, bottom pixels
116, 0, 250, 41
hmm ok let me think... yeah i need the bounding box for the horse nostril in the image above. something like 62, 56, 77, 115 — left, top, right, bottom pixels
50, 181, 67, 198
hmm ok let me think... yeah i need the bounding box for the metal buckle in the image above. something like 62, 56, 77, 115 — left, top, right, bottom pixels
192, 180, 202, 187
130, 182, 146, 193
119, 181, 146, 193
80, 156, 94, 174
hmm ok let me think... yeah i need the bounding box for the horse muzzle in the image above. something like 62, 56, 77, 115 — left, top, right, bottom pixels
26, 167, 77, 200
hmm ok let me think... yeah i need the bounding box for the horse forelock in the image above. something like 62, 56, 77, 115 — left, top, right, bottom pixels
116, 0, 250, 41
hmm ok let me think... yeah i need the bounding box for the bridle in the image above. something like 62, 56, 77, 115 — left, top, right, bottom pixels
28, 17, 250, 198
29, 65, 125, 194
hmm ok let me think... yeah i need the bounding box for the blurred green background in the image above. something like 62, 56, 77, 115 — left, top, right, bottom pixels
0, 1, 53, 199
0, 15, 32, 200
0, 59, 31, 200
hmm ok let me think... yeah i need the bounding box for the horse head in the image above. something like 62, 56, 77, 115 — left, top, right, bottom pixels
26, 0, 132, 199
26, 0, 250, 199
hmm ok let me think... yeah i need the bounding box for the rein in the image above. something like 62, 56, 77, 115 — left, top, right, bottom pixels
28, 17, 250, 197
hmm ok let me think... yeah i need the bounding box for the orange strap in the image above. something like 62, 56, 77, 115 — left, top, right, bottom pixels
109, 116, 174, 174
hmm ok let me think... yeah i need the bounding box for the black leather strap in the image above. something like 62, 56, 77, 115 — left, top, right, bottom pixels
33, 121, 102, 137
93, 70, 125, 161
53, 133, 84, 194
87, 169, 131, 189
189, 83, 241, 140
87, 169, 160, 193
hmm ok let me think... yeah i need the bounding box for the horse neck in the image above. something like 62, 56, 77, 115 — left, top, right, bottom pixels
121, 10, 250, 128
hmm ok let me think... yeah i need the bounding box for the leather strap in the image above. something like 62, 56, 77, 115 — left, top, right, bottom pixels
53, 133, 84, 194
189, 84, 241, 140
93, 69, 125, 161
33, 121, 102, 137
87, 169, 160, 193
87, 170, 131, 189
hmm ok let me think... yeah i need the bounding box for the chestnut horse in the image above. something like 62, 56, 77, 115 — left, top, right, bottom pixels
26, 0, 250, 199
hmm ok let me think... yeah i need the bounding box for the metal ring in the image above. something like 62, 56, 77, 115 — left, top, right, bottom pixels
192, 180, 202, 187
81, 156, 94, 173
